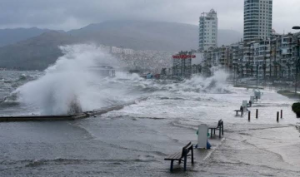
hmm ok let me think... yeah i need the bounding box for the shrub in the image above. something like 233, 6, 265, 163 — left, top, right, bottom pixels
292, 103, 300, 118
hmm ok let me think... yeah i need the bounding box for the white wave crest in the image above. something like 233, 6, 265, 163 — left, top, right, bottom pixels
15, 44, 132, 115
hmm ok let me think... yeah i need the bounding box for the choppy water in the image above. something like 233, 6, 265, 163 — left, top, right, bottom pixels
1, 44, 300, 176
0, 70, 41, 115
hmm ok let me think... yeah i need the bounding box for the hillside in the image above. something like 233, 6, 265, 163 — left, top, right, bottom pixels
69, 20, 242, 51
0, 31, 78, 70
0, 28, 53, 47
0, 21, 242, 70
69, 21, 198, 51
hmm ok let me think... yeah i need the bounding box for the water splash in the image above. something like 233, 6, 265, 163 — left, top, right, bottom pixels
182, 67, 230, 93
15, 44, 129, 115
135, 67, 230, 94
3, 47, 231, 115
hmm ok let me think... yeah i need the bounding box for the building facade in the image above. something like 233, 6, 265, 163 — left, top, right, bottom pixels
202, 32, 300, 81
244, 0, 273, 41
199, 9, 218, 51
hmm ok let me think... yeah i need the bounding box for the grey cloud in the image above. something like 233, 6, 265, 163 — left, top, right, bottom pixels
0, 0, 298, 34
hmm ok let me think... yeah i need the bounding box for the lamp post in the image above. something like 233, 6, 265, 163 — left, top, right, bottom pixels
294, 39, 300, 95
263, 41, 267, 86
273, 37, 278, 80
233, 63, 237, 86
269, 39, 272, 82
248, 44, 251, 77
292, 26, 300, 95
288, 33, 293, 81
256, 63, 259, 88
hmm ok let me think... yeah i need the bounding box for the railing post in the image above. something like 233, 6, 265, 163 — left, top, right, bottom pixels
248, 111, 251, 122
256, 109, 258, 119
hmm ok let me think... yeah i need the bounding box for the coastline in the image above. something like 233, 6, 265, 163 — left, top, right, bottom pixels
1, 78, 300, 176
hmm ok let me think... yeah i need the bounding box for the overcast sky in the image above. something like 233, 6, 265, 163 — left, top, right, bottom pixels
0, 0, 299, 34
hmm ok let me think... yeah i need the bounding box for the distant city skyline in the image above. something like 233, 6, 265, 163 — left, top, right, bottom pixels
0, 0, 298, 34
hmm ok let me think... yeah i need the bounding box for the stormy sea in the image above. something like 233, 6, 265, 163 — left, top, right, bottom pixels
0, 44, 300, 177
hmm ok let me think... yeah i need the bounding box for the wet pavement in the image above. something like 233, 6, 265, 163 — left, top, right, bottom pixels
0, 115, 299, 176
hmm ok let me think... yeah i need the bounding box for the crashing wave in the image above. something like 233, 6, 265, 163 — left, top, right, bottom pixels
67, 95, 83, 115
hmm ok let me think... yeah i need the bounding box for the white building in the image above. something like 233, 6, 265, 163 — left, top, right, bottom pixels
244, 0, 273, 41
199, 9, 218, 52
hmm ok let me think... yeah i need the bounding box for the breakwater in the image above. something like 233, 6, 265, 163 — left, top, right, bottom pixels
0, 97, 147, 122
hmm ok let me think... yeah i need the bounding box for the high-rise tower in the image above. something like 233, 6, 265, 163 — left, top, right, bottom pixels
244, 0, 273, 41
199, 9, 218, 51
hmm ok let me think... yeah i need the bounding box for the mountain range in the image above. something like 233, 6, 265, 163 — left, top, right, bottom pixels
0, 20, 242, 70
0, 28, 52, 47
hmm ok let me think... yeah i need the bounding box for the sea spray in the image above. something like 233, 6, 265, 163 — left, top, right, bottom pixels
192, 67, 230, 93
4, 51, 230, 115
15, 44, 127, 115
139, 67, 230, 94
177, 69, 230, 93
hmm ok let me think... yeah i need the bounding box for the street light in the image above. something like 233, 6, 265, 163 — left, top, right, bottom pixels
292, 26, 300, 95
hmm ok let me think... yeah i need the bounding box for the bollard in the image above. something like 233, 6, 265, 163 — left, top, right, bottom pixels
281, 110, 283, 119
256, 109, 258, 119
248, 111, 251, 122
277, 112, 279, 122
